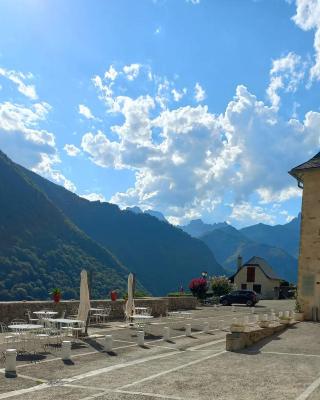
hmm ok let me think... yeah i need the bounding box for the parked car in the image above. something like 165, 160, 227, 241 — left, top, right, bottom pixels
219, 290, 258, 307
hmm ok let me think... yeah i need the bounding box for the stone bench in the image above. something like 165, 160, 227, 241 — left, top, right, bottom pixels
226, 321, 298, 351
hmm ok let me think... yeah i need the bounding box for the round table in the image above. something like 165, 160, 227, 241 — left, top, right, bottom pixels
168, 311, 192, 319
47, 318, 84, 326
33, 311, 58, 318
8, 324, 41, 331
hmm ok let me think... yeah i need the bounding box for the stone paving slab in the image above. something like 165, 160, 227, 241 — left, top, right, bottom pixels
0, 374, 38, 394
89, 391, 181, 399
246, 322, 320, 356
17, 345, 174, 381
129, 350, 320, 400
307, 384, 320, 400
76, 343, 225, 390
0, 385, 104, 400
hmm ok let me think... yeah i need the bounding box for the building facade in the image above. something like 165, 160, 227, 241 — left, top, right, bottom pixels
289, 152, 320, 320
231, 256, 281, 300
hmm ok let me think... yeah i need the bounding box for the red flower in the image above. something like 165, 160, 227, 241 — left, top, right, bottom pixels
189, 278, 207, 291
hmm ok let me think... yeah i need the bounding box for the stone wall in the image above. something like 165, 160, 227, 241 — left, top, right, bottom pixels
297, 169, 320, 320
167, 296, 198, 311
0, 296, 197, 324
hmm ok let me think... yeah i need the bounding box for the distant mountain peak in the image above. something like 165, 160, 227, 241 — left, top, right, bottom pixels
126, 206, 143, 214
180, 219, 229, 238
126, 206, 167, 222
144, 209, 167, 222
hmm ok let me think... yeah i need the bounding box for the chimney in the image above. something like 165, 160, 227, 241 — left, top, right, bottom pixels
237, 255, 242, 271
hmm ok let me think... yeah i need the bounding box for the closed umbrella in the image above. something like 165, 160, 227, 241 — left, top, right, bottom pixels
125, 273, 135, 321
77, 270, 91, 329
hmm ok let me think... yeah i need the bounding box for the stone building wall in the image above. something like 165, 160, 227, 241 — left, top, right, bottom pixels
234, 267, 280, 299
298, 169, 320, 320
0, 296, 197, 324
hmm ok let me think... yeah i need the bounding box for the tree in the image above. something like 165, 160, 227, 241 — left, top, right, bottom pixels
189, 278, 208, 300
211, 276, 234, 297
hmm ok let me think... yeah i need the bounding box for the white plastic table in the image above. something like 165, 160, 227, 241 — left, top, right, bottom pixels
33, 311, 58, 318
168, 311, 192, 319
47, 318, 85, 339
47, 318, 84, 325
8, 324, 41, 331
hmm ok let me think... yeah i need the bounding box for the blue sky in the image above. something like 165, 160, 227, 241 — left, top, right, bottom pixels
0, 0, 319, 227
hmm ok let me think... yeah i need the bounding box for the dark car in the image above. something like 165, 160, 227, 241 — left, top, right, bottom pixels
219, 290, 258, 307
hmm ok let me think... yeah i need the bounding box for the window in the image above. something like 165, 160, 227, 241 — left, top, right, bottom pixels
241, 284, 247, 290
247, 267, 255, 282
253, 284, 261, 294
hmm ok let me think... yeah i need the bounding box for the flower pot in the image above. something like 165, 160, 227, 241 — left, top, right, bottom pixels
294, 312, 304, 321
53, 294, 61, 303
110, 291, 117, 301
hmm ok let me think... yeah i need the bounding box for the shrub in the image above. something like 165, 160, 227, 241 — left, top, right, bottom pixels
189, 277, 208, 300
211, 276, 234, 297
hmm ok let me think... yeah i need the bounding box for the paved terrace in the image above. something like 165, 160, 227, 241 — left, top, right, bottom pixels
1, 300, 320, 400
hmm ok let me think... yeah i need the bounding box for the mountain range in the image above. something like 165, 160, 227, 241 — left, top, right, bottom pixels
126, 206, 167, 222
180, 217, 300, 283
0, 150, 224, 300
0, 151, 130, 301
0, 148, 300, 300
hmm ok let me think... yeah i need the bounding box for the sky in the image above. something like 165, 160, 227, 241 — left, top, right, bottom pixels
0, 0, 319, 228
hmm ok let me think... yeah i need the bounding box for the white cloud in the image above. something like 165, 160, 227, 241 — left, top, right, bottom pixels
104, 65, 118, 81
34, 153, 76, 192
80, 192, 106, 202
123, 64, 141, 81
267, 52, 305, 108
0, 101, 55, 168
229, 202, 275, 225
279, 209, 295, 223
155, 79, 171, 109
171, 88, 187, 102
81, 131, 121, 168
186, 0, 200, 4
0, 95, 75, 192
256, 186, 301, 204
83, 75, 320, 225
194, 82, 206, 102
64, 144, 81, 157
78, 104, 96, 120
0, 67, 37, 100
292, 0, 320, 82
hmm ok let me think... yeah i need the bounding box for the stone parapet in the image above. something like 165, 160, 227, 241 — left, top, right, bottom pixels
167, 296, 198, 311
0, 296, 197, 324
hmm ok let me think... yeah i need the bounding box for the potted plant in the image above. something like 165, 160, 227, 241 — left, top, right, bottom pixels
294, 294, 304, 321
51, 288, 61, 303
